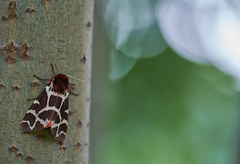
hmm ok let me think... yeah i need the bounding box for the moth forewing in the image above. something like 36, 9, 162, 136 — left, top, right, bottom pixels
21, 74, 70, 142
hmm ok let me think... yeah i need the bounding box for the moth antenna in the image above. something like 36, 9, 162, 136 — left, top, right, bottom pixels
50, 63, 56, 76
66, 75, 87, 83
53, 62, 62, 74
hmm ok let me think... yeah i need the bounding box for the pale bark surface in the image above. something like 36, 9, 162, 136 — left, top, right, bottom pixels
0, 0, 93, 163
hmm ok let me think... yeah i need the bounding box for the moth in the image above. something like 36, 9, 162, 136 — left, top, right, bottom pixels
21, 63, 83, 142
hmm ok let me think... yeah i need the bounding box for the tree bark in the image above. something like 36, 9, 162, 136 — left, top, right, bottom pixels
0, 0, 93, 163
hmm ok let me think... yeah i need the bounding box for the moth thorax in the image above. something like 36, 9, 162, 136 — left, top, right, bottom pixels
53, 74, 69, 93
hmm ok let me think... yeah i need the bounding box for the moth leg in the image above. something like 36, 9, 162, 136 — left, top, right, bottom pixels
27, 97, 37, 101
68, 84, 78, 96
34, 74, 49, 81
69, 83, 75, 86
68, 90, 79, 96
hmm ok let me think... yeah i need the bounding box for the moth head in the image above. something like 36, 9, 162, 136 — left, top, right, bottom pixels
53, 74, 69, 93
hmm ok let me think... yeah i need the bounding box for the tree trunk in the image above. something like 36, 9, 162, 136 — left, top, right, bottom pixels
0, 0, 93, 163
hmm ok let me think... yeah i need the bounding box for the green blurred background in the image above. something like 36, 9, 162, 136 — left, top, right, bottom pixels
90, 1, 240, 164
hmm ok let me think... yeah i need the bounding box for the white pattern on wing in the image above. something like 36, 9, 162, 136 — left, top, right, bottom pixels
33, 100, 40, 105
65, 109, 69, 114
52, 119, 68, 137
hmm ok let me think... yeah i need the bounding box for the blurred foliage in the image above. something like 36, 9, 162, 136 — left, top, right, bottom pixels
93, 48, 239, 164
91, 1, 240, 164
95, 0, 167, 80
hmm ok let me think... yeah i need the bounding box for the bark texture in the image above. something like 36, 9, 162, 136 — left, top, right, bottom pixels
0, 0, 93, 163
